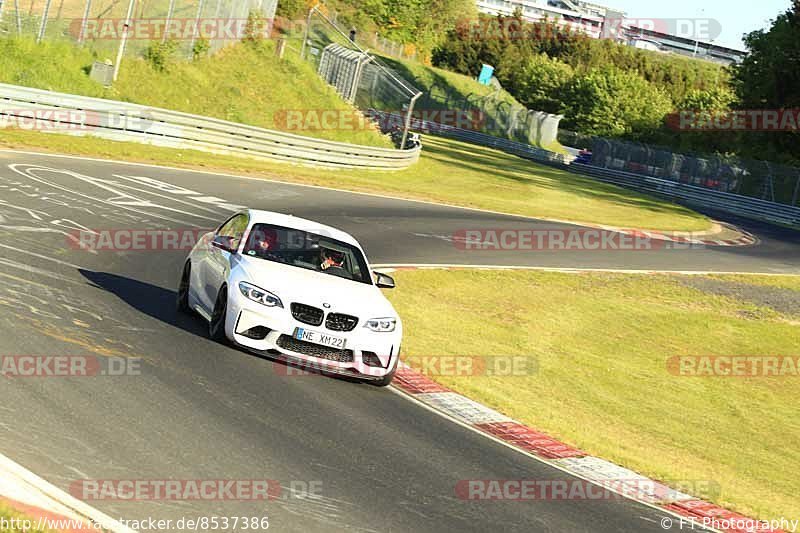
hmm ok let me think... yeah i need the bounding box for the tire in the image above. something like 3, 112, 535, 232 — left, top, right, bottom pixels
176, 261, 192, 313
209, 285, 228, 343
371, 357, 398, 387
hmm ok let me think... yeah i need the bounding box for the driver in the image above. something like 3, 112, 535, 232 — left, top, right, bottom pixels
320, 248, 346, 271
247, 228, 280, 259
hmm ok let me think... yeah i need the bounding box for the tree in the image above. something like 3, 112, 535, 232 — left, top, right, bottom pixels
560, 66, 673, 138
733, 0, 800, 108
731, 0, 800, 163
497, 53, 573, 114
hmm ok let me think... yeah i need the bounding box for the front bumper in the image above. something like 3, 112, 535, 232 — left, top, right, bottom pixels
225, 291, 401, 379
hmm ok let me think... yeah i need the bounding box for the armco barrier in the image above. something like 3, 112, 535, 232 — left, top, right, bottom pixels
371, 110, 800, 227
0, 83, 420, 169
570, 163, 800, 227
369, 110, 571, 166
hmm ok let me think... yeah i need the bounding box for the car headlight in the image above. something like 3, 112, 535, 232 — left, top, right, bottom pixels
238, 282, 283, 308
364, 317, 397, 332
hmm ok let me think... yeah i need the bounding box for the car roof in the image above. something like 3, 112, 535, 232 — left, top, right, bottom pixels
244, 209, 362, 248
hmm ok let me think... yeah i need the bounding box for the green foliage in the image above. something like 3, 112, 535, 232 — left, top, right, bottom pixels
192, 37, 211, 61
275, 0, 308, 19
243, 10, 268, 45
143, 39, 178, 72
332, 0, 476, 54
560, 66, 673, 138
0, 37, 390, 148
428, 11, 800, 164
729, 0, 800, 163
433, 14, 727, 105
734, 0, 800, 109
497, 53, 574, 114
681, 86, 736, 112
0, 38, 104, 94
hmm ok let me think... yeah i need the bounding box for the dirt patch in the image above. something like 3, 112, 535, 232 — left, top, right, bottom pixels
679, 277, 800, 317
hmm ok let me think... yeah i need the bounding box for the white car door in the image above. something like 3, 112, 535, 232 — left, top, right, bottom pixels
203, 213, 249, 309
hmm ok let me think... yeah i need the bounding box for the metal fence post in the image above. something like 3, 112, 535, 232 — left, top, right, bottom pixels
401, 92, 421, 149
300, 5, 314, 60
36, 0, 52, 42
13, 0, 20, 33
112, 0, 136, 82
77, 0, 91, 44
349, 52, 372, 103
189, 0, 206, 54
162, 0, 175, 43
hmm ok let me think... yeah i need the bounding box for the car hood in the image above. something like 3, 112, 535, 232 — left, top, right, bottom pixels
236, 256, 398, 319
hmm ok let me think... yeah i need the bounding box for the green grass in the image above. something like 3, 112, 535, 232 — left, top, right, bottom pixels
0, 37, 391, 148
0, 129, 711, 231
378, 54, 521, 109
377, 54, 567, 149
384, 269, 800, 521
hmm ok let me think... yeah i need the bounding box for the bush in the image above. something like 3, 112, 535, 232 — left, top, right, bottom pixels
560, 67, 673, 138
143, 40, 178, 72
243, 10, 268, 45
497, 53, 574, 114
192, 37, 211, 61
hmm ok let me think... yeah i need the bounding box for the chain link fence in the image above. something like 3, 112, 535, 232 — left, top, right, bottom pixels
289, 5, 421, 147
559, 130, 800, 207
0, 0, 277, 60
400, 77, 563, 147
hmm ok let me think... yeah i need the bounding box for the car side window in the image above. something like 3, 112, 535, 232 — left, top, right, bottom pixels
217, 213, 249, 250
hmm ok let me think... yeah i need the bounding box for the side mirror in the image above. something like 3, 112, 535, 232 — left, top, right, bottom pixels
211, 235, 235, 253
374, 271, 395, 289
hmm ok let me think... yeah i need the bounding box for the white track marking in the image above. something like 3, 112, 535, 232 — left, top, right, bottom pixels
387, 387, 719, 533
8, 164, 206, 226
371, 264, 799, 276
0, 148, 729, 236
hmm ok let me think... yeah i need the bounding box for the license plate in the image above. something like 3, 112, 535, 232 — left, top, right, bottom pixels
294, 328, 346, 350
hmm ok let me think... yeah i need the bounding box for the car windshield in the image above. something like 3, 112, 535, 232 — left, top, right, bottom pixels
242, 223, 372, 284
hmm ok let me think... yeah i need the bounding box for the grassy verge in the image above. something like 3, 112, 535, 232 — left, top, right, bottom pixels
378, 54, 521, 109
0, 130, 710, 231
385, 269, 800, 521
0, 503, 50, 532
377, 54, 566, 151
0, 38, 391, 148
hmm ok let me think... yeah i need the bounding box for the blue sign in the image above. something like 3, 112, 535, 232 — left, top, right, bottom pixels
478, 64, 494, 86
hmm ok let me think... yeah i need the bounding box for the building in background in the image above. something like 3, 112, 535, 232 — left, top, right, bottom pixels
474, 0, 746, 64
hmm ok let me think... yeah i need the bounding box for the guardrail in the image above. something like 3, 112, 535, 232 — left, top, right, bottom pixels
0, 83, 420, 170
369, 110, 572, 166
371, 111, 799, 227
569, 164, 800, 227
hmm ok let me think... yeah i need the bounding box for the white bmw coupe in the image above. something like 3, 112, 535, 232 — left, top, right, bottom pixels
177, 210, 402, 386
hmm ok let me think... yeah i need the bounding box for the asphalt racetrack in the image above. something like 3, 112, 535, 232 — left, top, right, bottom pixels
1, 150, 798, 532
